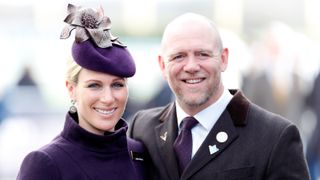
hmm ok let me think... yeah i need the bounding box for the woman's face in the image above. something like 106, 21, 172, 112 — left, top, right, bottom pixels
67, 68, 128, 135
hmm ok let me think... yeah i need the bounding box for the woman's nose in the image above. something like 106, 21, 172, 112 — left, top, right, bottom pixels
100, 88, 115, 103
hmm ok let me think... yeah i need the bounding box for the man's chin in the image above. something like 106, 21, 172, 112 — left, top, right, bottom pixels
181, 96, 207, 107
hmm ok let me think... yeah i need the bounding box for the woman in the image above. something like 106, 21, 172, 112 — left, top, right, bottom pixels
17, 4, 146, 180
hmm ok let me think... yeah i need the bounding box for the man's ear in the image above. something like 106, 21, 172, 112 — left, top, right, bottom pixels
158, 55, 167, 80
220, 48, 229, 72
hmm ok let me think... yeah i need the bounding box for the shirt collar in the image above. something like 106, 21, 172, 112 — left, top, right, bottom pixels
176, 88, 233, 130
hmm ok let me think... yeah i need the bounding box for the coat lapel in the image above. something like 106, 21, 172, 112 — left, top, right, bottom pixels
181, 110, 239, 179
154, 103, 180, 180
181, 90, 250, 180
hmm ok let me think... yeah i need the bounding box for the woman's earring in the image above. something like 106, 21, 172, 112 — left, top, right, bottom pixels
69, 100, 77, 113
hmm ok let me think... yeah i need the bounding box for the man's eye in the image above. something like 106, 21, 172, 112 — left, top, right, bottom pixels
199, 53, 209, 57
171, 54, 184, 61
197, 52, 211, 57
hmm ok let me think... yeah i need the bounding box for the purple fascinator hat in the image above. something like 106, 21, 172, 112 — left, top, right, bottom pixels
60, 4, 135, 77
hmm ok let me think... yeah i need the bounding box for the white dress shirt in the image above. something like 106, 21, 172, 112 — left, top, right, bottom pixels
176, 88, 233, 157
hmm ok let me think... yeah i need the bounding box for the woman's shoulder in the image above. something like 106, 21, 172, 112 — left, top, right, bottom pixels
16, 135, 71, 179
17, 148, 61, 180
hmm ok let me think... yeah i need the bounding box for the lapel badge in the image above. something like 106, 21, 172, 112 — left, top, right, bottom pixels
216, 131, 228, 143
160, 131, 168, 142
130, 151, 144, 161
208, 145, 219, 155
209, 145, 219, 155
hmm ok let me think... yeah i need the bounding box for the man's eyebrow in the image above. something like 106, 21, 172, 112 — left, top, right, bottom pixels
195, 49, 214, 54
167, 52, 184, 58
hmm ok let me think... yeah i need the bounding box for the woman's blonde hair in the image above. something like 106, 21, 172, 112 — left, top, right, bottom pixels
66, 58, 82, 84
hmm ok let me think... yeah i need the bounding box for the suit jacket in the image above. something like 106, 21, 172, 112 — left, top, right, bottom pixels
129, 90, 310, 180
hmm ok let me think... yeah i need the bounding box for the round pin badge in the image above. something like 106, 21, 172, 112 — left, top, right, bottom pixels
216, 131, 228, 143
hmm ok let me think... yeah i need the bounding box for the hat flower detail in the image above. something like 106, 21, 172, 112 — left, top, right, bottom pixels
60, 4, 124, 48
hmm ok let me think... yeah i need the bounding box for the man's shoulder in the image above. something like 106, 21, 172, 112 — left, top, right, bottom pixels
230, 89, 292, 128
249, 103, 292, 126
134, 103, 174, 120
245, 102, 297, 137
128, 103, 174, 135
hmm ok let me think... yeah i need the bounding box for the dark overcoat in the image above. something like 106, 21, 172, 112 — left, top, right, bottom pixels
129, 90, 310, 180
17, 113, 146, 180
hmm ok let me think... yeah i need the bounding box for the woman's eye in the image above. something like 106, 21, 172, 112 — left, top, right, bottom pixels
112, 82, 125, 89
87, 83, 100, 88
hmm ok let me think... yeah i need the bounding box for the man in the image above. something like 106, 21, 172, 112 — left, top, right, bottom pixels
129, 13, 310, 180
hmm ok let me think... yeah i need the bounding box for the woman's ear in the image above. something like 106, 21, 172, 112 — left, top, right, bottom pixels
66, 81, 76, 100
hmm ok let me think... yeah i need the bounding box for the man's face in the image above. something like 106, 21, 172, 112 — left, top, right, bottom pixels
159, 23, 228, 115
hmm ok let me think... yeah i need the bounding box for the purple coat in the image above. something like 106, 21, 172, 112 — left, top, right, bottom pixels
17, 112, 146, 180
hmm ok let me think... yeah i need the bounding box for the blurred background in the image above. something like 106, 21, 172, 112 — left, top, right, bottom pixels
1, 0, 320, 179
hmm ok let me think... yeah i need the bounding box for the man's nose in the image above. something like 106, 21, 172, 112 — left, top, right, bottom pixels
183, 56, 200, 73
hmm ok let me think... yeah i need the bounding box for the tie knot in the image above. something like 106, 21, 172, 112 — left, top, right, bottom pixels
181, 116, 198, 130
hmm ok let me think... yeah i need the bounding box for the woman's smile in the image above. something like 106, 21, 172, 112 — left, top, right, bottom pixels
94, 107, 117, 116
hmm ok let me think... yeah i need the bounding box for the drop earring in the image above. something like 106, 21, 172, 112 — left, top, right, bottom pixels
69, 100, 77, 113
